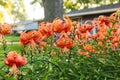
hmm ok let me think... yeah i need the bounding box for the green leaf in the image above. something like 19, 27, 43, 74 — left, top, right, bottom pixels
0, 69, 6, 76
5, 76, 17, 80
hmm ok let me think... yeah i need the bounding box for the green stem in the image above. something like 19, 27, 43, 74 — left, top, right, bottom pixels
68, 48, 72, 66
1, 35, 7, 57
30, 49, 34, 64
29, 59, 62, 72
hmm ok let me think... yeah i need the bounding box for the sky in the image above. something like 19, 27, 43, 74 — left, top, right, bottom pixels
24, 0, 44, 20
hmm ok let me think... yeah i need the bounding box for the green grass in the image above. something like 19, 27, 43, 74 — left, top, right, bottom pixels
4, 34, 20, 42
0, 44, 24, 54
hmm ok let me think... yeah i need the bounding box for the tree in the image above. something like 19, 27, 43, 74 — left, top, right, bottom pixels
31, 0, 63, 22
42, 0, 63, 22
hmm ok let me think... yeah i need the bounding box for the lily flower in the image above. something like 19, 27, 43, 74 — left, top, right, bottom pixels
4, 51, 27, 76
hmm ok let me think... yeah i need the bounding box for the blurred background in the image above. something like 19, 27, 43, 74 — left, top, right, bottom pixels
0, 0, 120, 23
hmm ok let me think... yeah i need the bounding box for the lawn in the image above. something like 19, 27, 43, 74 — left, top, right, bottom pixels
0, 44, 23, 54
4, 34, 20, 42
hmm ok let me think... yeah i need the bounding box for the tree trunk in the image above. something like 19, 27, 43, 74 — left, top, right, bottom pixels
42, 0, 63, 22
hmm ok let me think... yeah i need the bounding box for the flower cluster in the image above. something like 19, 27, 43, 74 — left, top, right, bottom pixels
1, 8, 120, 79
0, 23, 11, 36
19, 8, 120, 57
20, 16, 75, 50
4, 51, 27, 76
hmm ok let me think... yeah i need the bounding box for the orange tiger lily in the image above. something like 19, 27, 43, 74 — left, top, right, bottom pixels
98, 41, 103, 45
55, 35, 73, 49
4, 51, 27, 76
109, 13, 117, 23
63, 16, 73, 33
111, 43, 119, 50
20, 31, 40, 47
53, 16, 74, 33
111, 28, 120, 35
97, 25, 108, 35
27, 30, 40, 42
53, 18, 64, 33
84, 44, 95, 53
93, 32, 106, 40
77, 49, 89, 57
98, 32, 106, 40
0, 23, 11, 35
39, 41, 46, 47
20, 31, 30, 45
38, 22, 53, 39
111, 36, 119, 43
98, 15, 110, 26
76, 23, 94, 39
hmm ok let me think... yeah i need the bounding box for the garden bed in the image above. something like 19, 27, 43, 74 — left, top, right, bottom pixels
0, 8, 120, 80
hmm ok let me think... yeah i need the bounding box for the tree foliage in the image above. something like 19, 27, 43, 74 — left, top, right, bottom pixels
0, 0, 7, 7
0, 0, 13, 23
0, 0, 27, 23
64, 0, 120, 12
31, 0, 43, 6
12, 0, 27, 22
